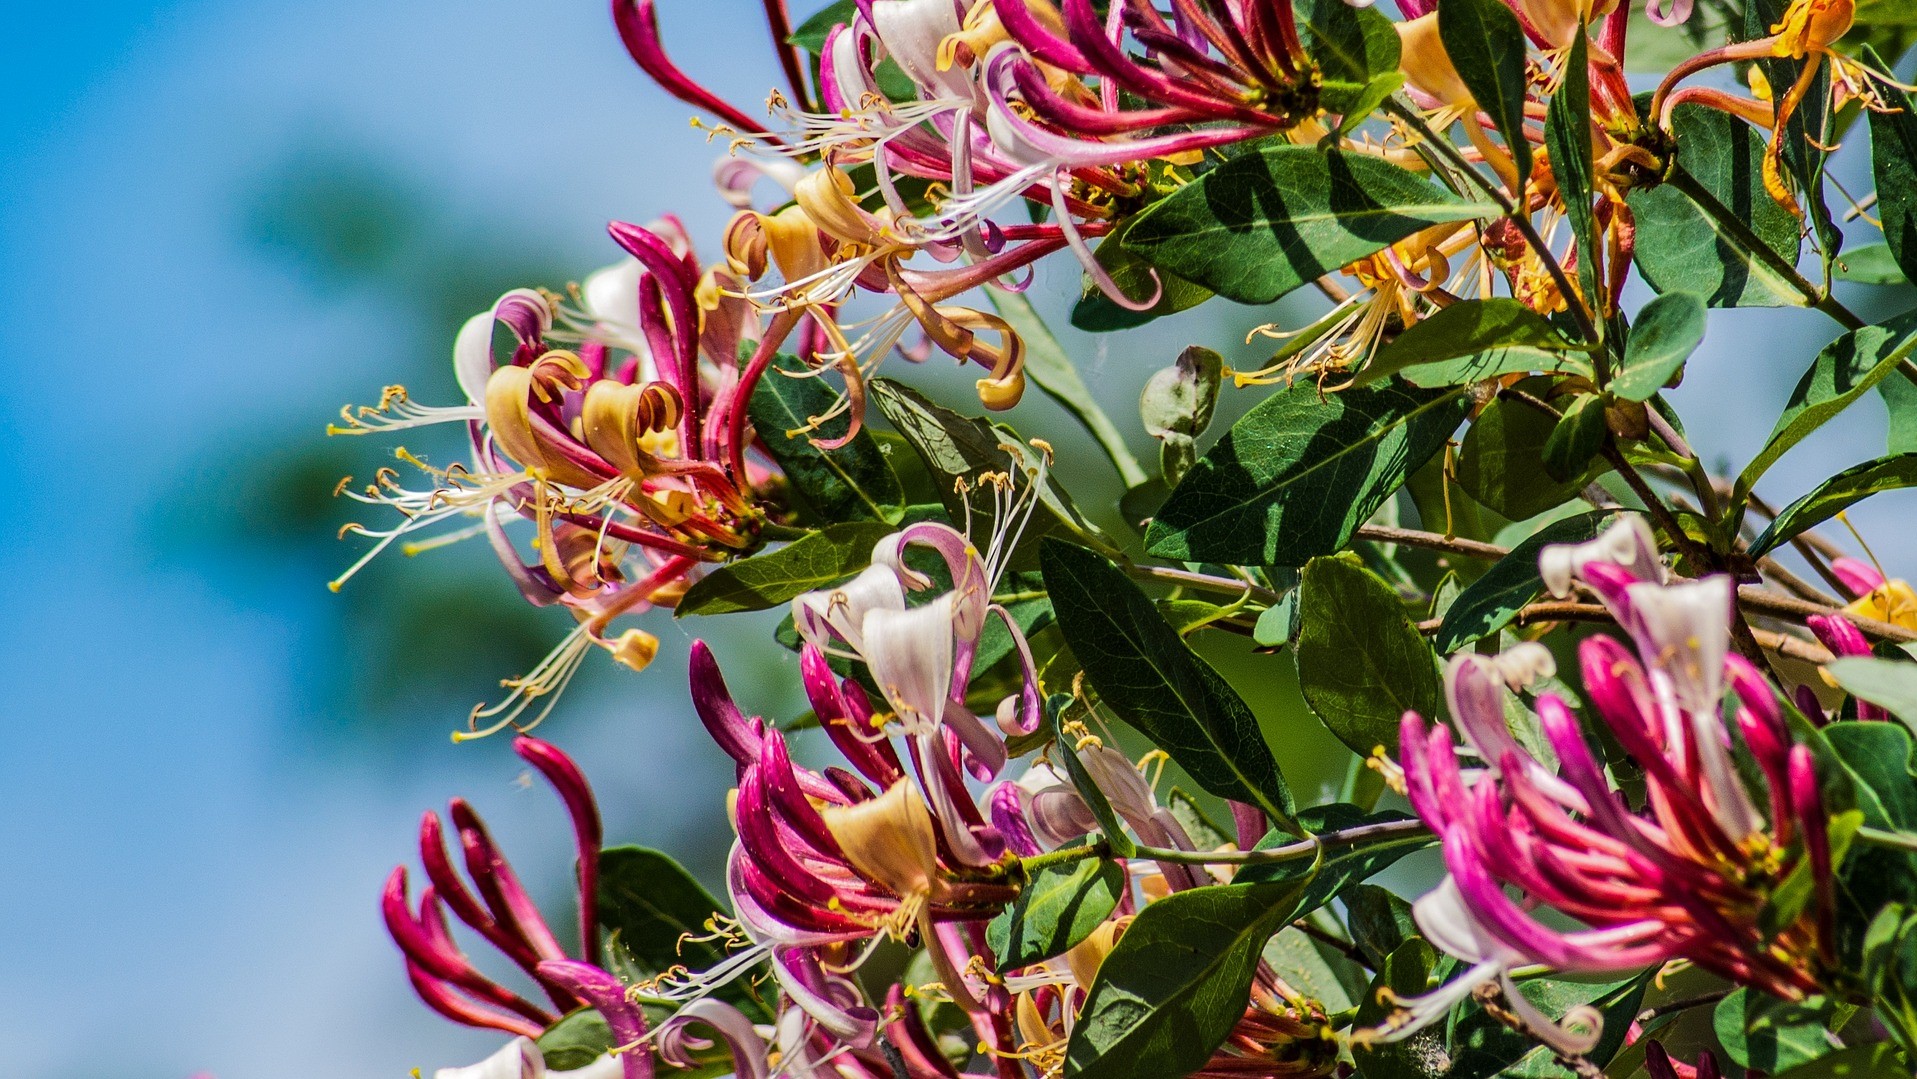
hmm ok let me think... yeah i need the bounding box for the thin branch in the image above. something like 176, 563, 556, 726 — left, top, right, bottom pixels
1355, 524, 1509, 561
1126, 563, 1282, 605
1738, 586, 1917, 643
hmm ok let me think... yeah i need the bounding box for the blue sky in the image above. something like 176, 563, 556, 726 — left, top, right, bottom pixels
3, 3, 1912, 1077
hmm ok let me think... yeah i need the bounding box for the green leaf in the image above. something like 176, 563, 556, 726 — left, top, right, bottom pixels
1070, 215, 1214, 332
1829, 657, 1917, 726
1613, 292, 1706, 401
1769, 1043, 1909, 1078
1883, 370, 1917, 454
1823, 722, 1917, 960
1063, 879, 1315, 1079
538, 1009, 614, 1071
1838, 243, 1910, 285
1168, 788, 1232, 850
1121, 146, 1496, 305
1435, 511, 1615, 652
1750, 453, 1917, 558
1734, 310, 1917, 507
597, 847, 762, 1015
1356, 298, 1576, 387
1145, 380, 1465, 565
1294, 0, 1401, 113
1235, 804, 1432, 918
1543, 393, 1607, 483
1457, 390, 1597, 520
1041, 539, 1297, 831
1344, 884, 1420, 969
988, 852, 1125, 972
1295, 556, 1441, 755
1398, 346, 1593, 388
1047, 695, 1138, 859
1446, 974, 1648, 1078
1628, 104, 1804, 308
869, 378, 1092, 555
787, 0, 854, 53
677, 522, 893, 616
1437, 0, 1534, 187
748, 355, 904, 523
987, 286, 1148, 488
1546, 29, 1600, 309
1713, 988, 1841, 1074
1352, 939, 1440, 1079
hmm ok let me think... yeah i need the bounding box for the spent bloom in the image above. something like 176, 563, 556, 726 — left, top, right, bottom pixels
1369, 517, 1838, 1052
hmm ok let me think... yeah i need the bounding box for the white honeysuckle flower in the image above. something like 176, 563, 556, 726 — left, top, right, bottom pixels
1539, 515, 1665, 599
434, 1037, 622, 1079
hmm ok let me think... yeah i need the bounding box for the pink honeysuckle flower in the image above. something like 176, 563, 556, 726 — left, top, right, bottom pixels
1368, 516, 1838, 1050
383, 738, 643, 1057
1644, 1039, 1722, 1079
330, 219, 795, 735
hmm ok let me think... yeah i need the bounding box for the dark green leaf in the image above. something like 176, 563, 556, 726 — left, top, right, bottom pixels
1628, 104, 1804, 308
1546, 29, 1600, 309
1457, 391, 1597, 519
1543, 393, 1608, 482
1294, 0, 1401, 113
1122, 146, 1496, 305
1064, 879, 1315, 1079
1295, 556, 1441, 755
870, 378, 1092, 556
1613, 292, 1706, 401
1750, 453, 1917, 557
1748, 0, 1839, 257
1145, 381, 1465, 565
1436, 511, 1614, 652
1070, 215, 1214, 331
749, 355, 904, 523
989, 853, 1125, 972
1446, 974, 1648, 1078
1352, 940, 1440, 1079
1713, 988, 1840, 1074
1735, 310, 1917, 505
1042, 540, 1297, 831
1048, 694, 1138, 858
1357, 298, 1576, 387
1438, 0, 1534, 187
1399, 346, 1593, 388
1824, 722, 1917, 961
597, 847, 762, 1016
1235, 805, 1432, 919
1168, 788, 1232, 850
677, 522, 893, 616
787, 0, 855, 53
1344, 884, 1419, 969
1769, 1044, 1909, 1078
539, 1009, 613, 1071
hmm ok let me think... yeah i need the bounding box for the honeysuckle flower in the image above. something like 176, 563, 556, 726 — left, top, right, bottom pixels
1366, 516, 1839, 1050
434, 1037, 623, 1079
792, 460, 1046, 780
332, 219, 793, 734
1648, 0, 1876, 217
384, 737, 618, 1041
688, 640, 1019, 1014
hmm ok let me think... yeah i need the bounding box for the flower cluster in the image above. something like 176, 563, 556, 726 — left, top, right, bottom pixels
340, 0, 1917, 1076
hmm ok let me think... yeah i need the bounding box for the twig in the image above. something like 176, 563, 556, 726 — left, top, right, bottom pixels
1759, 557, 1845, 607
1291, 919, 1374, 970
1739, 586, 1917, 643
1126, 563, 1282, 606
1635, 989, 1732, 1025
1752, 628, 1835, 665
1356, 524, 1509, 561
